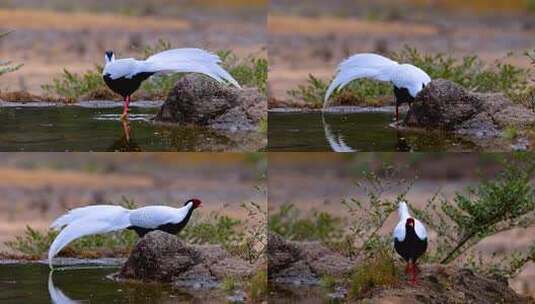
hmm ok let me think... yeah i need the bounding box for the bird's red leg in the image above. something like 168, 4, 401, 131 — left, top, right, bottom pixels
121, 96, 130, 120
405, 262, 410, 274
409, 262, 418, 285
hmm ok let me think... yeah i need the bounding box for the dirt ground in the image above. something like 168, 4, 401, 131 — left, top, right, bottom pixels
0, 153, 266, 249
268, 153, 535, 298
268, 0, 535, 104
0, 1, 266, 94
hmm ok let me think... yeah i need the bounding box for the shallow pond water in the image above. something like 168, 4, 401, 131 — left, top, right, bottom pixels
0, 263, 225, 303
0, 106, 259, 152
268, 111, 477, 152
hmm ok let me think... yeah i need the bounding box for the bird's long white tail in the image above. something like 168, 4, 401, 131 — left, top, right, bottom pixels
398, 201, 410, 219
48, 205, 131, 269
142, 48, 241, 88
324, 53, 399, 107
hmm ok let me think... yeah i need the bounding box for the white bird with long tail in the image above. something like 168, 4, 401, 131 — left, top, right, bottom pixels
102, 48, 241, 119
324, 53, 431, 121
393, 201, 428, 285
47, 198, 203, 269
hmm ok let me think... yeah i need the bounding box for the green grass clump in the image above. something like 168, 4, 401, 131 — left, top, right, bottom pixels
221, 276, 239, 295
41, 66, 110, 102
503, 126, 519, 140
269, 203, 344, 241
5, 226, 58, 258
349, 250, 399, 298
290, 47, 532, 108
288, 74, 390, 108
319, 274, 337, 292
247, 269, 267, 303
257, 116, 267, 135
180, 212, 243, 245
0, 30, 23, 77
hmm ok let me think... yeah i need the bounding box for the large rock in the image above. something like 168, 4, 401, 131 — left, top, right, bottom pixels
268, 234, 355, 285
117, 232, 258, 286
154, 74, 266, 132
119, 231, 200, 282
268, 233, 301, 275
361, 264, 530, 304
405, 79, 535, 137
405, 79, 482, 129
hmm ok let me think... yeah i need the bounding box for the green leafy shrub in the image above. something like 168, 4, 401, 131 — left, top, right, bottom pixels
247, 269, 267, 302
416, 154, 535, 266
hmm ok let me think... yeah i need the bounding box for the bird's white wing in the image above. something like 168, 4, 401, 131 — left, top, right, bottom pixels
391, 64, 431, 97
324, 53, 399, 106
414, 218, 427, 240
103, 58, 142, 80
138, 48, 240, 88
129, 205, 190, 229
393, 220, 406, 241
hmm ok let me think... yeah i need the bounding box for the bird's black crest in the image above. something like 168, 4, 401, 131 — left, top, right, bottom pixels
105, 51, 114, 61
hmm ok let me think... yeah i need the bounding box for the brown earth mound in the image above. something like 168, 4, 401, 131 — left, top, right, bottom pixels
361, 264, 532, 304
269, 234, 531, 303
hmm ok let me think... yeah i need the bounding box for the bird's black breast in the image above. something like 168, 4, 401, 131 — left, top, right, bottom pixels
103, 72, 154, 98
394, 229, 427, 262
393, 86, 415, 106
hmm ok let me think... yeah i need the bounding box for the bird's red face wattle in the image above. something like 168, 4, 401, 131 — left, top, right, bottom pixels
406, 218, 415, 227
190, 199, 203, 209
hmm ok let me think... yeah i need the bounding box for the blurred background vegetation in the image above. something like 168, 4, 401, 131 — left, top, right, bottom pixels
0, 153, 266, 251
269, 0, 535, 108
0, 0, 266, 96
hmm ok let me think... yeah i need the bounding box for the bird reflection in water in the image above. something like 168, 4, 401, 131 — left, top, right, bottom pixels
107, 119, 141, 151
48, 271, 79, 304
322, 114, 355, 152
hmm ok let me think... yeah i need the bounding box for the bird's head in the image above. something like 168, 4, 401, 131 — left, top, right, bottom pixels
185, 198, 203, 209
104, 51, 115, 64
405, 218, 415, 229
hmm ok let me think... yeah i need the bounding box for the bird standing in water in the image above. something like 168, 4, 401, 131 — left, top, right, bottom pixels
324, 53, 431, 121
102, 48, 240, 119
393, 201, 428, 285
